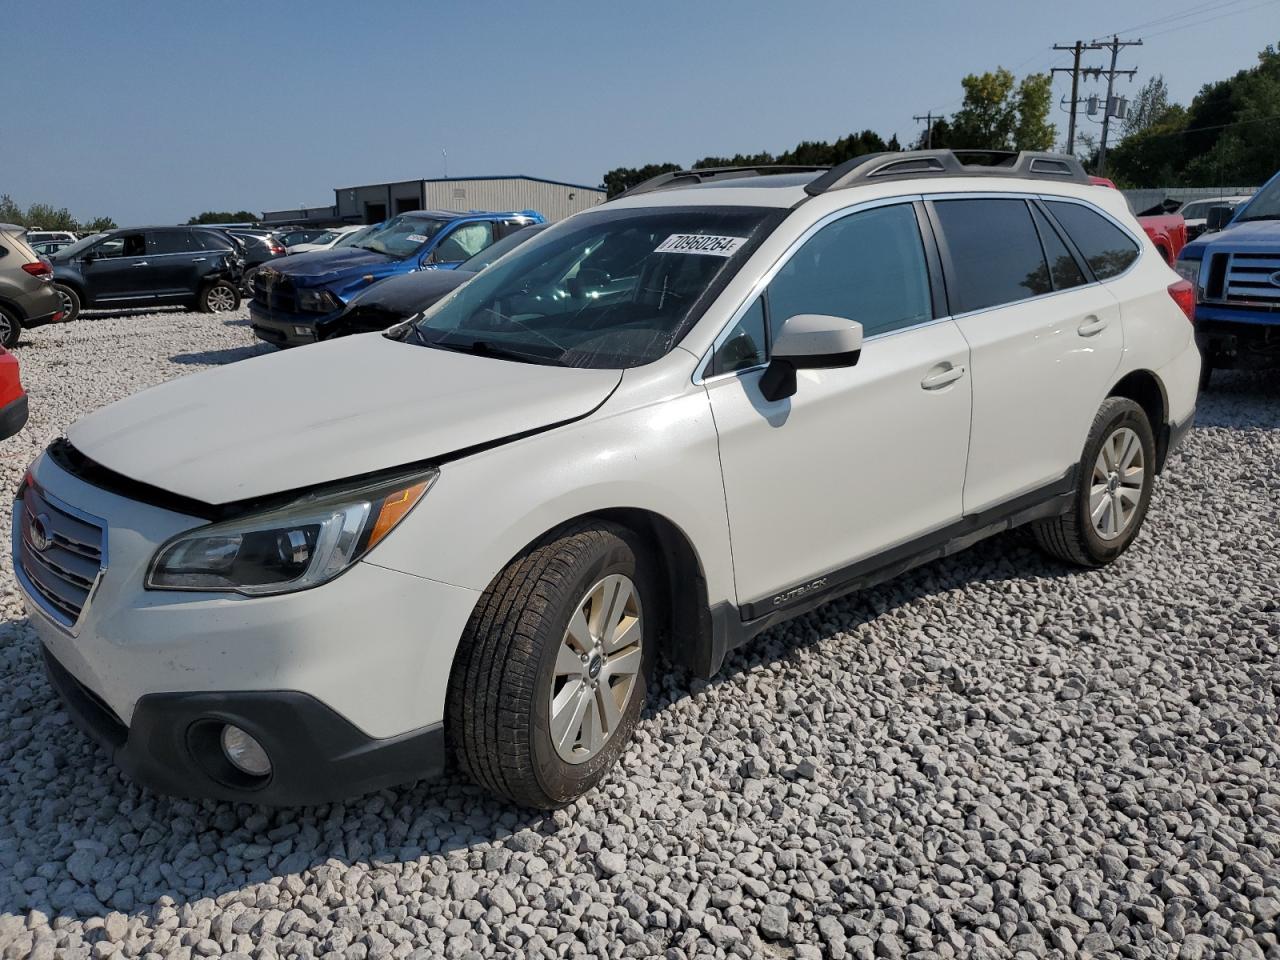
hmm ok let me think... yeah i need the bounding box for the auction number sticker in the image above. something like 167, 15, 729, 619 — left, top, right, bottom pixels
406, 234, 431, 243
654, 234, 747, 257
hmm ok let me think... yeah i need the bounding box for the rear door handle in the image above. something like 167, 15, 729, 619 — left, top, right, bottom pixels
1078, 315, 1109, 337
131, 261, 151, 267
921, 364, 966, 390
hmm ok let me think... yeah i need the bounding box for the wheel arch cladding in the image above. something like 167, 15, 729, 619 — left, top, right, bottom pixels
1107, 369, 1170, 470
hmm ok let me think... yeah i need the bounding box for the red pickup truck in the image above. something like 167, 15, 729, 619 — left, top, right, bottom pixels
1090, 176, 1187, 264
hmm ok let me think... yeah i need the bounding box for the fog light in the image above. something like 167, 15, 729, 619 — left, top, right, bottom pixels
220, 724, 272, 777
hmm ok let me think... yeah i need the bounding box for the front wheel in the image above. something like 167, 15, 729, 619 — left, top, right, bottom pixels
53, 283, 81, 323
447, 522, 655, 808
1032, 397, 1156, 568
198, 280, 240, 313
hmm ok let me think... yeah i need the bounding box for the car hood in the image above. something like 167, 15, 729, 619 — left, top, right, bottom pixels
1187, 219, 1280, 256
266, 247, 403, 287
346, 269, 474, 313
65, 335, 621, 505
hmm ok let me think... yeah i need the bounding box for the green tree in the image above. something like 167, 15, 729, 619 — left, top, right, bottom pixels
601, 163, 681, 197
0, 194, 23, 225
187, 210, 259, 225
24, 203, 79, 231
81, 216, 117, 233
1123, 75, 1173, 137
1014, 73, 1056, 150
948, 68, 1056, 151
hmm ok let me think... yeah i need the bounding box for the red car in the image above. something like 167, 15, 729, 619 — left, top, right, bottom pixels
0, 348, 29, 440
1090, 176, 1187, 264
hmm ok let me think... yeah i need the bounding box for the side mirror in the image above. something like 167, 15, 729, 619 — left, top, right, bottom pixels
81, 252, 96, 264
759, 314, 863, 402
1205, 206, 1234, 232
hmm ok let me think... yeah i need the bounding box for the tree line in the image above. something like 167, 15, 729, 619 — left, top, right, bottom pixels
0, 194, 115, 234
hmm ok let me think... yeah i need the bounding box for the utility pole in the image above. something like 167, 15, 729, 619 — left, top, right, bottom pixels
1093, 35, 1141, 175
913, 112, 941, 149
1051, 41, 1095, 154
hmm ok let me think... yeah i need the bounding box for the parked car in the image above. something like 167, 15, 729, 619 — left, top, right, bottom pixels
29, 239, 77, 257
47, 227, 244, 321
286, 225, 367, 255
1175, 169, 1280, 388
277, 228, 329, 249
226, 230, 289, 293
249, 209, 543, 347
0, 225, 64, 347
1178, 196, 1252, 240
17, 151, 1198, 808
1090, 178, 1188, 264
313, 224, 548, 343
332, 223, 381, 249
0, 347, 28, 439
24, 230, 77, 246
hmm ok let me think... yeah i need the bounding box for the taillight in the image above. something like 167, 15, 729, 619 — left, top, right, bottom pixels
21, 261, 52, 280
270, 244, 285, 255
1168, 280, 1195, 322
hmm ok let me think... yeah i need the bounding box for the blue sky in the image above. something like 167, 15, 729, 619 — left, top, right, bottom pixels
4, 0, 1276, 224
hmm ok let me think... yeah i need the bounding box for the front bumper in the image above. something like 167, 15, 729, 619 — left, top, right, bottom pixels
15, 453, 481, 803
248, 301, 329, 347
43, 645, 446, 805
1194, 312, 1280, 370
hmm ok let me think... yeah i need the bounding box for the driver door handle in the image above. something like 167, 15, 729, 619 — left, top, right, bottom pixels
1078, 315, 1109, 337
131, 261, 151, 267
921, 364, 966, 390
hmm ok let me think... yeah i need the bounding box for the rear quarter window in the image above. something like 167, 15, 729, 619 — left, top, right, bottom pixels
1045, 201, 1139, 280
931, 198, 1053, 314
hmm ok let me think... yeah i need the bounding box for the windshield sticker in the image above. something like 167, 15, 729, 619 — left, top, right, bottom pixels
406, 234, 431, 244
654, 234, 747, 257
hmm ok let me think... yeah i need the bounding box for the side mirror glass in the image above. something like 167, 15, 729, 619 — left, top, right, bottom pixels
1205, 206, 1234, 231
759, 314, 864, 402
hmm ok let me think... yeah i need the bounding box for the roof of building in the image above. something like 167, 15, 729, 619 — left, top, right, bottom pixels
334, 174, 606, 194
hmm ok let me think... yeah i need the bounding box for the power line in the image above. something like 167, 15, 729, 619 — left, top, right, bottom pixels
1121, 112, 1280, 141
1051, 41, 1098, 154
1090, 36, 1143, 176
912, 112, 943, 149
1095, 0, 1257, 39
1140, 0, 1279, 39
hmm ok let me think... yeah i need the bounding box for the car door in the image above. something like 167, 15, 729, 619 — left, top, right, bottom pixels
705, 200, 972, 611
82, 231, 150, 302
145, 229, 199, 299
927, 195, 1124, 514
428, 221, 495, 268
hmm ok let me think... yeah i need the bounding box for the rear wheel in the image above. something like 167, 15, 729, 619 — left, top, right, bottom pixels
1033, 397, 1155, 568
241, 267, 259, 297
198, 280, 240, 313
447, 522, 655, 808
53, 283, 81, 323
0, 307, 19, 348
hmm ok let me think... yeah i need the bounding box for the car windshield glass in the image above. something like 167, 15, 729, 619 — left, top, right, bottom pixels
357, 215, 449, 258
410, 205, 775, 369
457, 224, 546, 272
1236, 180, 1280, 221
334, 225, 377, 248
55, 233, 106, 258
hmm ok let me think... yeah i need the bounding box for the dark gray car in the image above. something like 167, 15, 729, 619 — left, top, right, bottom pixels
0, 225, 63, 347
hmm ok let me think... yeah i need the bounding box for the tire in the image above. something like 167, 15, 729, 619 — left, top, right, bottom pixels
198, 280, 240, 313
447, 521, 656, 808
241, 267, 258, 297
53, 283, 81, 323
0, 307, 19, 349
1032, 397, 1156, 568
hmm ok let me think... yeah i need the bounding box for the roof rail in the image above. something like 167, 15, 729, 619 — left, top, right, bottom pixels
609, 165, 830, 202
804, 149, 1090, 195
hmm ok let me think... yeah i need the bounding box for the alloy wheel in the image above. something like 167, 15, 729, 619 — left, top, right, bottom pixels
206, 285, 236, 312
57, 288, 75, 316
1090, 426, 1145, 541
549, 573, 643, 764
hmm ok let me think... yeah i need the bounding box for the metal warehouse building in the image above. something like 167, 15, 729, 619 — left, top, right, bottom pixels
334, 175, 605, 224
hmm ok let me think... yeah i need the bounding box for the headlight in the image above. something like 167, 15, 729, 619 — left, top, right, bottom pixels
1174, 259, 1201, 289
298, 288, 341, 313
146, 469, 437, 595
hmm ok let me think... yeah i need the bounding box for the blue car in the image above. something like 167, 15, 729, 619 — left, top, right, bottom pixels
1174, 169, 1280, 389
250, 208, 544, 347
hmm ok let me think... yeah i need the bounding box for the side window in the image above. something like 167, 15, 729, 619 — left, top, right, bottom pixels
1029, 205, 1086, 291
1045, 201, 1140, 280
766, 204, 932, 340
710, 297, 767, 375
932, 199, 1051, 312
96, 233, 145, 258
434, 222, 494, 263
147, 230, 192, 255
192, 230, 233, 252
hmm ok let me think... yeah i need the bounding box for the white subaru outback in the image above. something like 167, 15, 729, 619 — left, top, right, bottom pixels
14, 151, 1199, 808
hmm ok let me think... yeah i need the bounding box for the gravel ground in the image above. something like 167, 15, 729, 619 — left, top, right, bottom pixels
0, 308, 1276, 960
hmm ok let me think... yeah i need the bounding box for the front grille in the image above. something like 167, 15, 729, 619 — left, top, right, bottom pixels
16, 481, 106, 628
1208, 252, 1280, 309
253, 271, 299, 313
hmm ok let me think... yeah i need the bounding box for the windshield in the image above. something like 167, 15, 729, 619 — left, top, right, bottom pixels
334, 224, 377, 248
457, 224, 547, 272
54, 233, 107, 258
1237, 179, 1280, 222
410, 205, 776, 369
312, 230, 342, 245
357, 215, 449, 258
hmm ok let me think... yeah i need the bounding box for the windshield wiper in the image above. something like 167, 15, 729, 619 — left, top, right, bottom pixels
428, 336, 565, 365
384, 318, 431, 347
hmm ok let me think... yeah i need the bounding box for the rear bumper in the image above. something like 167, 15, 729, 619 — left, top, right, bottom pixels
43, 646, 447, 805
248, 301, 321, 347
0, 393, 28, 440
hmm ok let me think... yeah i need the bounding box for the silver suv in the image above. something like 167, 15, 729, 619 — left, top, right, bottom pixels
0, 225, 63, 347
